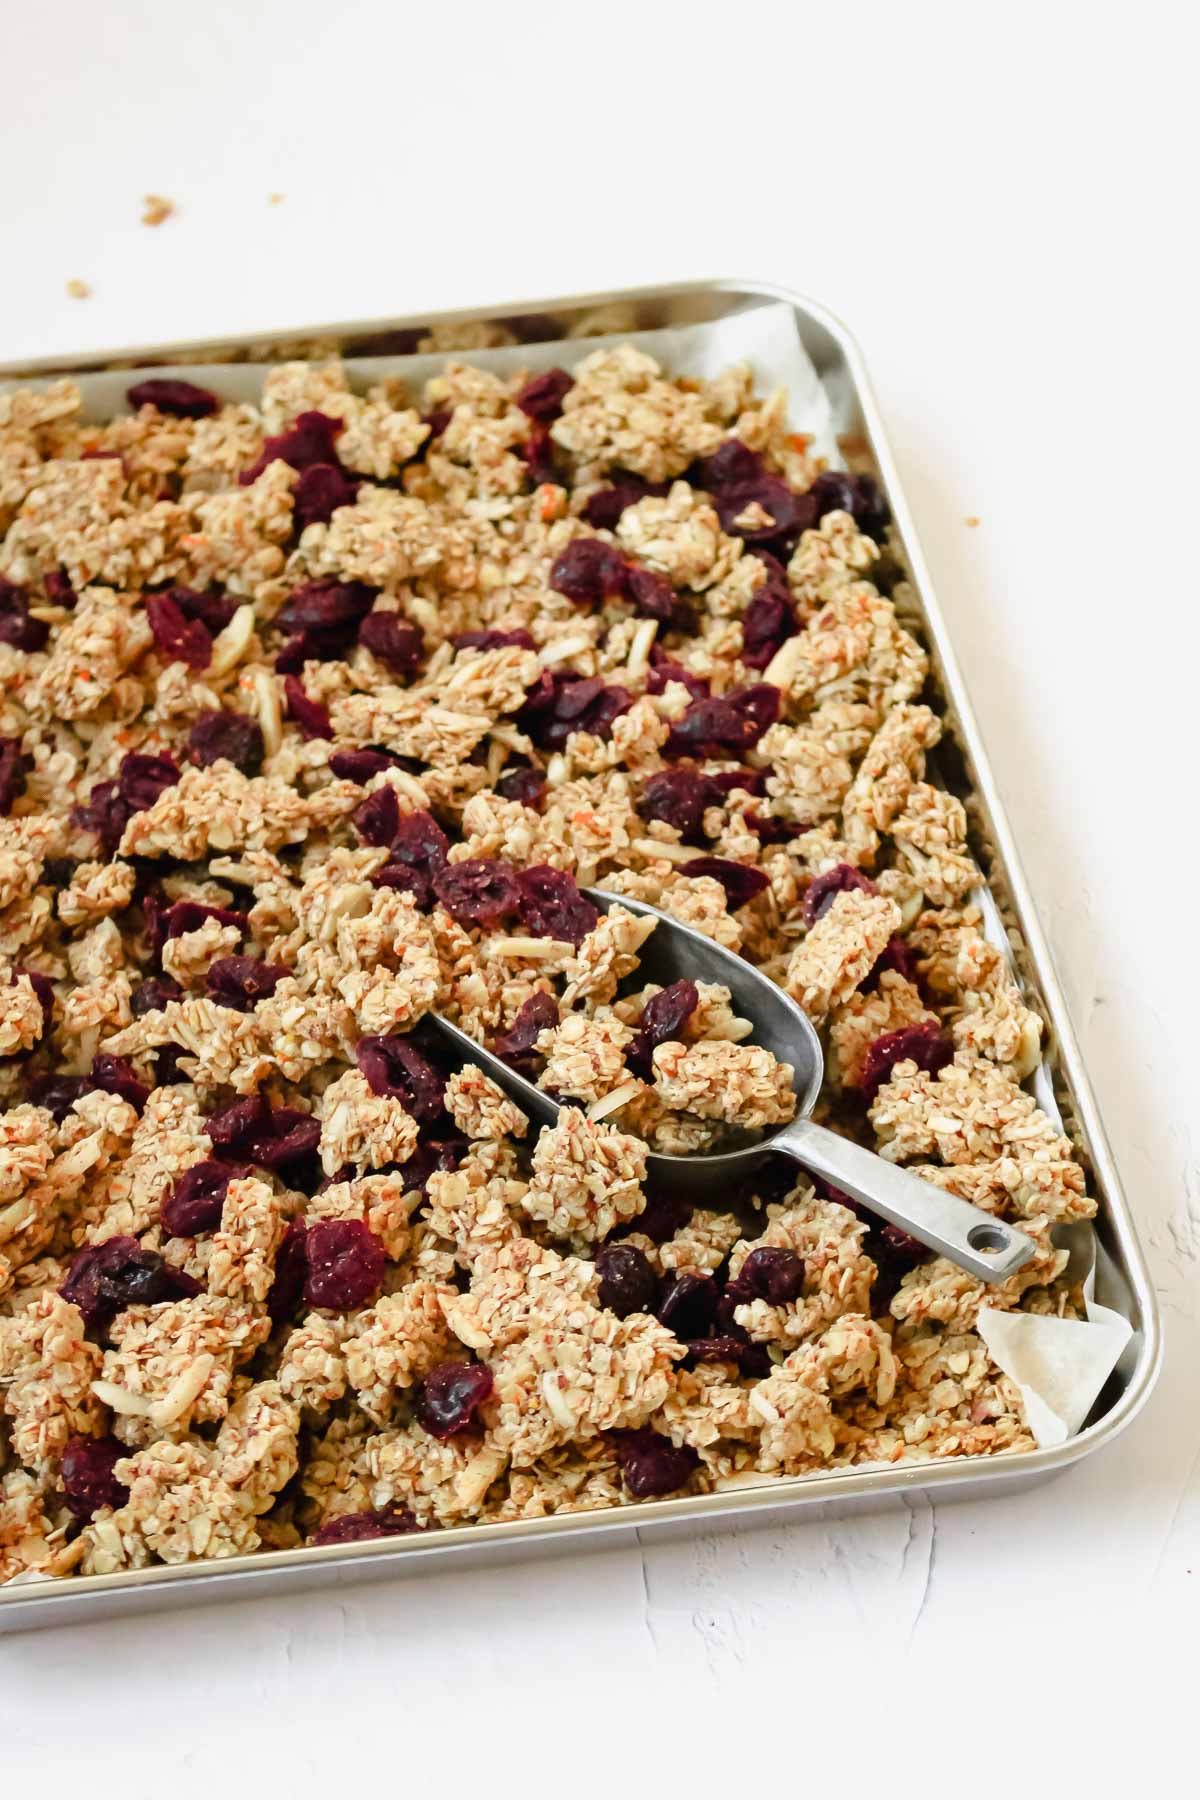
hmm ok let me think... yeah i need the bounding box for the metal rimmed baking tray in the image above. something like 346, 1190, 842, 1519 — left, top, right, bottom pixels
0, 279, 1162, 1634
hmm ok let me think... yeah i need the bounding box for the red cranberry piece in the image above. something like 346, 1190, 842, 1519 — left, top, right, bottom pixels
127, 378, 218, 419
163, 899, 247, 940
145, 592, 213, 669
395, 1134, 467, 1197
680, 856, 768, 911
423, 408, 451, 440
186, 709, 265, 775
355, 1035, 445, 1119
43, 569, 76, 606
494, 992, 558, 1069
745, 810, 796, 845
89, 1054, 150, 1112
26, 1073, 90, 1122
625, 566, 693, 631
863, 934, 920, 992
805, 469, 890, 537
162, 1159, 247, 1237
515, 865, 598, 947
131, 976, 182, 1016
656, 1271, 719, 1340
370, 809, 450, 907
268, 1217, 309, 1323
284, 675, 332, 740
432, 857, 521, 927
684, 1334, 771, 1378
741, 566, 799, 669
860, 1022, 954, 1104
713, 475, 815, 548
207, 1094, 321, 1172
60, 1237, 182, 1332
311, 1506, 423, 1545
495, 764, 546, 808
614, 1187, 692, 1246
70, 784, 125, 854
739, 1246, 806, 1305
206, 955, 287, 1012
581, 474, 670, 531
802, 863, 877, 928
0, 737, 28, 816
646, 648, 710, 703
118, 751, 180, 815
516, 368, 573, 422
293, 462, 360, 530
642, 769, 718, 842
452, 628, 535, 652
61, 1433, 130, 1519
278, 579, 375, 650
549, 539, 629, 606
353, 785, 401, 847
522, 673, 632, 750
0, 578, 49, 653
595, 1244, 657, 1319
358, 612, 424, 678
666, 684, 779, 757
415, 1361, 494, 1439
694, 439, 765, 492
330, 747, 403, 783
240, 410, 345, 484
304, 1218, 386, 1310
612, 1429, 698, 1499
626, 979, 699, 1080
167, 586, 237, 635
520, 426, 560, 486
881, 1223, 926, 1260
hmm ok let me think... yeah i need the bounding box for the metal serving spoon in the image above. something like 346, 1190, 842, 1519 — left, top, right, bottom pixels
428, 889, 1035, 1283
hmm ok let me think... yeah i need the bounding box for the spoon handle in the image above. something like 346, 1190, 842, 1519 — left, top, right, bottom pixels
774, 1117, 1037, 1283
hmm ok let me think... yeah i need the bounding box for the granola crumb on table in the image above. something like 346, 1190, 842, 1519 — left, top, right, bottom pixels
0, 338, 1091, 1586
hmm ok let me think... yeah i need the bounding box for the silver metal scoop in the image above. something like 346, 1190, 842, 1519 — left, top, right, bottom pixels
428, 888, 1035, 1284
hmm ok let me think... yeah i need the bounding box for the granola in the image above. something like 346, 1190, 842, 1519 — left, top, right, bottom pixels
0, 339, 1086, 1585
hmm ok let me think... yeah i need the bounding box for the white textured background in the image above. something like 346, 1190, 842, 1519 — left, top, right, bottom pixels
3, 1, 1197, 1788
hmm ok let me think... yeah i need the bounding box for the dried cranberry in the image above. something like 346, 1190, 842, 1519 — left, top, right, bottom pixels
0, 736, 27, 815
163, 899, 247, 940
145, 592, 213, 669
432, 857, 521, 928
622, 1187, 693, 1245
714, 475, 814, 548
680, 856, 769, 910
642, 770, 716, 843
186, 709, 264, 775
26, 1073, 90, 1122
395, 1134, 467, 1196
43, 570, 76, 606
860, 1022, 954, 1104
161, 1159, 247, 1237
496, 764, 546, 808
355, 1035, 445, 1120
581, 475, 670, 531
626, 980, 699, 1079
741, 562, 799, 669
521, 672, 631, 750
371, 809, 450, 907
415, 1361, 494, 1439
358, 612, 424, 678
60, 1237, 183, 1331
127, 378, 218, 419
277, 580, 375, 664
293, 462, 360, 530
521, 426, 560, 486
117, 752, 180, 816
131, 976, 183, 1016
423, 409, 451, 441
515, 865, 598, 947
666, 684, 779, 757
745, 810, 796, 845
89, 1054, 150, 1112
0, 578, 50, 653
738, 1246, 806, 1305
802, 863, 877, 927
268, 1217, 309, 1323
863, 934, 920, 992
311, 1506, 423, 1545
330, 747, 403, 783
549, 538, 629, 606
452, 628, 535, 653
595, 1244, 657, 1319
646, 649, 710, 703
154, 1044, 191, 1087
612, 1429, 698, 1499
304, 1218, 385, 1310
694, 440, 765, 493
656, 1271, 719, 1340
625, 566, 692, 630
353, 785, 401, 847
168, 586, 238, 635
206, 955, 287, 1011
494, 992, 558, 1069
207, 1094, 321, 1172
805, 469, 890, 537
60, 1433, 129, 1519
284, 675, 332, 740
684, 1335, 770, 1378
516, 368, 573, 422
240, 410, 345, 484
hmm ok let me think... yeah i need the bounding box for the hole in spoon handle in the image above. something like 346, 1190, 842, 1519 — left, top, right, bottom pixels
776, 1118, 1037, 1284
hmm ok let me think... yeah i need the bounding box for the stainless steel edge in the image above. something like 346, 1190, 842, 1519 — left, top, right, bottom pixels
0, 277, 1162, 1632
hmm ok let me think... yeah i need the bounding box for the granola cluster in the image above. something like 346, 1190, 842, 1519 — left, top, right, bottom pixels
0, 344, 1089, 1585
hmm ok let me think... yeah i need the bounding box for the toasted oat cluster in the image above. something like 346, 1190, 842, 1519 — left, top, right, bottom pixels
0, 346, 1090, 1585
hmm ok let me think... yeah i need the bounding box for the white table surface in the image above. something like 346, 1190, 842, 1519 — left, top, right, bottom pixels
3, 1, 1197, 1786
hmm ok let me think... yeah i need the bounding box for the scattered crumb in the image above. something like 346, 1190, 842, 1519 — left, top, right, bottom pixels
66, 279, 92, 300
141, 195, 176, 228
965, 516, 980, 528
269, 194, 285, 206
